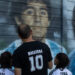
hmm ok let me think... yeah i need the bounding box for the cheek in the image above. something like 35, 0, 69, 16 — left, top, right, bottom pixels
22, 15, 34, 26
41, 17, 48, 27
41, 28, 47, 35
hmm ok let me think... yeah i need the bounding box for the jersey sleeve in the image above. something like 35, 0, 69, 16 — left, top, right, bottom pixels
9, 71, 14, 75
4, 41, 16, 54
46, 45, 52, 62
0, 39, 22, 55
70, 71, 72, 75
0, 41, 16, 55
52, 72, 56, 75
13, 50, 22, 68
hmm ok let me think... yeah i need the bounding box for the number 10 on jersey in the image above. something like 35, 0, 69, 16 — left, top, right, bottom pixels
29, 55, 43, 72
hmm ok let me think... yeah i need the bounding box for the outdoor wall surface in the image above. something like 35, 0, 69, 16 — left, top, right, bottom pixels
0, 0, 75, 75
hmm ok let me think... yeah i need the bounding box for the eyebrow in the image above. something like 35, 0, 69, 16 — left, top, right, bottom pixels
26, 6, 34, 9
25, 5, 48, 12
40, 8, 47, 11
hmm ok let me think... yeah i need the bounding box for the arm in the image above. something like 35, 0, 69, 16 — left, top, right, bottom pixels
15, 68, 21, 75
13, 49, 22, 75
46, 44, 53, 69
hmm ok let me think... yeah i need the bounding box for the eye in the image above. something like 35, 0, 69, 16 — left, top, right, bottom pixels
41, 11, 46, 15
27, 10, 33, 15
40, 10, 47, 16
25, 9, 34, 15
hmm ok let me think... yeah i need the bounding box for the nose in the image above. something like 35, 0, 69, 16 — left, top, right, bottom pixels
34, 10, 41, 23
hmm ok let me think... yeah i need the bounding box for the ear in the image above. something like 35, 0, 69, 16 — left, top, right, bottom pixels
15, 17, 22, 26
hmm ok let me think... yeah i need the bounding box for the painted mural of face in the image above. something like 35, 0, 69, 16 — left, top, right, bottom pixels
15, 2, 50, 41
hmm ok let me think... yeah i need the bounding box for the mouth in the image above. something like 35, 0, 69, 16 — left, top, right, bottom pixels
34, 21, 41, 23
32, 26, 41, 30
34, 21, 41, 25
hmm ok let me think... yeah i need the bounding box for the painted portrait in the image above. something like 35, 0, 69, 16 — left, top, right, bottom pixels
0, 0, 75, 75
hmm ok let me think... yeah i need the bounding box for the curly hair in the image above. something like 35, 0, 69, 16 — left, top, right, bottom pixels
0, 51, 12, 68
55, 53, 69, 69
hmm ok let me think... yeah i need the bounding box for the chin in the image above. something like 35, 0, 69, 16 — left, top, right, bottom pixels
33, 36, 44, 41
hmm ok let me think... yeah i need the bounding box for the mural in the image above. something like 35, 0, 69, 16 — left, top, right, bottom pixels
0, 0, 75, 75
63, 1, 75, 75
